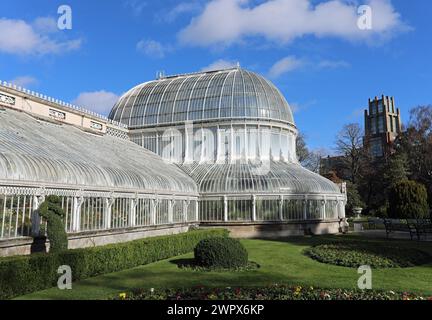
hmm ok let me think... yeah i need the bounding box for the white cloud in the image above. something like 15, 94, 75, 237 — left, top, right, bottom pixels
163, 1, 203, 23
268, 56, 304, 78
290, 103, 301, 113
268, 57, 349, 78
8, 76, 38, 88
318, 60, 350, 69
201, 59, 239, 71
33, 17, 58, 34
0, 18, 81, 55
72, 91, 120, 116
178, 0, 409, 47
124, 0, 148, 16
290, 99, 317, 113
137, 39, 169, 58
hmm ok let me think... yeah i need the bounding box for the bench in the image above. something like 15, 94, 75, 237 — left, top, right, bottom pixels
368, 217, 385, 229
413, 219, 432, 240
383, 219, 417, 240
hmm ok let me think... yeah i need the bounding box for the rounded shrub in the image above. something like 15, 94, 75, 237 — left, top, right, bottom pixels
388, 180, 429, 219
38, 195, 68, 253
194, 237, 248, 269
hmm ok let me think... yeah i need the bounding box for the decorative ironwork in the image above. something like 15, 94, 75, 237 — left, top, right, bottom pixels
49, 108, 66, 120
0, 93, 15, 106
90, 121, 103, 130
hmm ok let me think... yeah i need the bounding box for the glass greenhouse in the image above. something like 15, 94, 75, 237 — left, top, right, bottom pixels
0, 66, 346, 253
0, 108, 198, 241
109, 67, 346, 224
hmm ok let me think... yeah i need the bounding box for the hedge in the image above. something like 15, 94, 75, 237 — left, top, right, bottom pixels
194, 237, 248, 269
0, 228, 228, 299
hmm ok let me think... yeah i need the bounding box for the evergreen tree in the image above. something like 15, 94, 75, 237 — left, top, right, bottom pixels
395, 105, 432, 209
345, 182, 365, 216
388, 180, 429, 219
384, 152, 410, 188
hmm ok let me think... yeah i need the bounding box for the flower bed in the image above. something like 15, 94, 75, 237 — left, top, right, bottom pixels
304, 243, 431, 268
116, 285, 431, 300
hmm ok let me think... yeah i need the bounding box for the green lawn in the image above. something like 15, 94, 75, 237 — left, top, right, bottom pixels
16, 235, 432, 300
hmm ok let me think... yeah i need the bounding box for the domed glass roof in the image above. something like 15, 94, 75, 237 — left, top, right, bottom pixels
179, 161, 341, 195
109, 68, 294, 128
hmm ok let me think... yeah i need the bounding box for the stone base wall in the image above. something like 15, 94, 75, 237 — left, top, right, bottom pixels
0, 224, 196, 257
200, 219, 346, 238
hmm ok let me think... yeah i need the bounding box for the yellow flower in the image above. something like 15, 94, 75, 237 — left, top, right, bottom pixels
119, 292, 127, 300
294, 286, 302, 295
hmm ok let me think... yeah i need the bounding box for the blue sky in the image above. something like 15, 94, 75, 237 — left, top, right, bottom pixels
1, 0, 431, 153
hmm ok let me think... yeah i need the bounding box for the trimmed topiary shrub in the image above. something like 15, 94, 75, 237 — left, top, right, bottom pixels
0, 228, 229, 299
38, 195, 68, 253
388, 180, 429, 219
194, 237, 248, 269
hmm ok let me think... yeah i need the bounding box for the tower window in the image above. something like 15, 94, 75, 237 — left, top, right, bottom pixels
370, 139, 383, 157
378, 116, 384, 133
378, 101, 383, 113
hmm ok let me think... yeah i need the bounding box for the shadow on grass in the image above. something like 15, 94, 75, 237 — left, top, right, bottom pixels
25, 267, 300, 300
170, 258, 196, 268
249, 234, 432, 251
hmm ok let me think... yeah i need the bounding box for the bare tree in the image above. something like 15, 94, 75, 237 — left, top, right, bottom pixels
303, 149, 327, 173
409, 105, 432, 135
296, 133, 309, 164
335, 123, 364, 184
296, 134, 326, 173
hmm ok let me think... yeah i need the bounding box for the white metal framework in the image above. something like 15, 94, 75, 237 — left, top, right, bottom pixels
110, 67, 347, 224
0, 109, 197, 193
0, 187, 198, 240
109, 68, 294, 128
0, 108, 198, 241
0, 67, 346, 243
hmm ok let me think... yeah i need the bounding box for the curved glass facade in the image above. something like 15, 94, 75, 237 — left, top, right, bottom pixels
109, 68, 294, 127
0, 107, 199, 241
179, 161, 340, 195
109, 67, 347, 224
132, 125, 298, 163
0, 108, 197, 194
0, 67, 346, 246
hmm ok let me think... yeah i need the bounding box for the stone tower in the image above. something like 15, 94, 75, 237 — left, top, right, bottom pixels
364, 95, 402, 158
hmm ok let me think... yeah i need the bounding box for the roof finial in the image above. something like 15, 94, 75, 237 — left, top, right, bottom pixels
236, 61, 241, 69
156, 70, 166, 80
